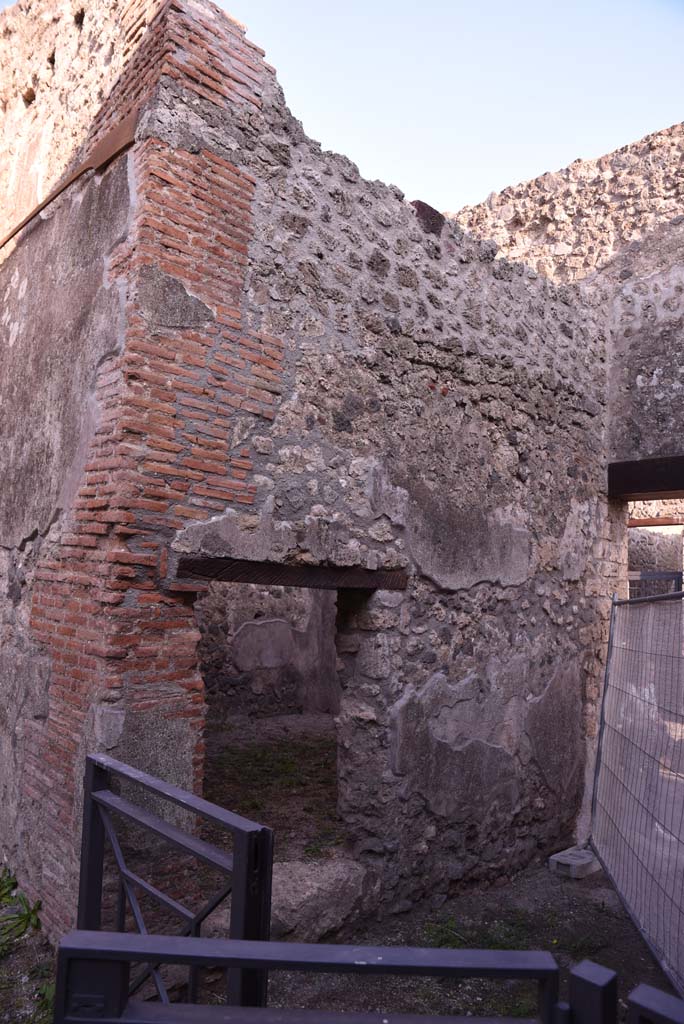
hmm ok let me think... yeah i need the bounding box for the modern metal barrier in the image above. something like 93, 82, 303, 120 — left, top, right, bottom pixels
628, 984, 684, 1024
77, 754, 273, 1006
592, 591, 684, 995
53, 931, 618, 1024
54, 931, 684, 1024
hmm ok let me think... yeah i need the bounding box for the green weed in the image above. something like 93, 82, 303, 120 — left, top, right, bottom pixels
0, 869, 42, 959
424, 909, 538, 951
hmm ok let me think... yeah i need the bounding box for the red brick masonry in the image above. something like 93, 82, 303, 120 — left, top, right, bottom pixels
22, 0, 283, 935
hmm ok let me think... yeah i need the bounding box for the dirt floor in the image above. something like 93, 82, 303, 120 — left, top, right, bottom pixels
1, 858, 675, 1021
202, 714, 345, 860
264, 862, 675, 1020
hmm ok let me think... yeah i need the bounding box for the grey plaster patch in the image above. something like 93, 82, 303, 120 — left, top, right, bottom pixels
527, 661, 583, 802
137, 265, 212, 328
0, 648, 50, 864
94, 705, 126, 750
407, 500, 532, 591
390, 673, 520, 821
196, 582, 339, 719
233, 619, 296, 671
113, 709, 199, 832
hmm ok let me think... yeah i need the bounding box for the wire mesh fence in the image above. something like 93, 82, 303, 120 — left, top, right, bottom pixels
592, 591, 684, 995
628, 571, 683, 600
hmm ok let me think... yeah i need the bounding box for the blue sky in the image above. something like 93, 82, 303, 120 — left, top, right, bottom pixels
3, 0, 683, 210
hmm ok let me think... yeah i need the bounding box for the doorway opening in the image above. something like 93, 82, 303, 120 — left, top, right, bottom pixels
628, 498, 684, 598
194, 581, 344, 862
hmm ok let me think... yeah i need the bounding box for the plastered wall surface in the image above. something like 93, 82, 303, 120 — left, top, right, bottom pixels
0, 0, 673, 932
0, 159, 131, 886
196, 584, 338, 718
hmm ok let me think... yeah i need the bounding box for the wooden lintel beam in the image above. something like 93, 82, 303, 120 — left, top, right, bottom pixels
173, 556, 408, 592
608, 455, 684, 501
628, 517, 684, 528
0, 109, 139, 251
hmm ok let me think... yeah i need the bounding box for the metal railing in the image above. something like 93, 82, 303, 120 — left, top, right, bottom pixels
77, 754, 273, 1006
628, 571, 683, 600
628, 983, 684, 1024
592, 591, 684, 996
53, 931, 628, 1024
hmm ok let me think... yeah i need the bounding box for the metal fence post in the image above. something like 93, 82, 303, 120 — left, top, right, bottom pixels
628, 984, 684, 1024
54, 949, 129, 1024
538, 969, 560, 1024
76, 756, 110, 930
227, 827, 274, 1006
569, 960, 617, 1024
553, 1001, 571, 1024
591, 593, 618, 830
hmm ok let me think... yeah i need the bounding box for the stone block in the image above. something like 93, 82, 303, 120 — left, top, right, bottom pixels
548, 846, 602, 879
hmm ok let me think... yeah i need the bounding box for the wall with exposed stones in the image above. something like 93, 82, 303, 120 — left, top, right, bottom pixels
628, 501, 684, 579
602, 222, 684, 462
631, 498, 684, 521
0, 0, 647, 933
455, 127, 684, 466
629, 527, 683, 574
149, 5, 620, 909
454, 125, 684, 284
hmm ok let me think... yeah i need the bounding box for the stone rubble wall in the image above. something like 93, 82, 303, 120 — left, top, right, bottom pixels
628, 501, 684, 578
455, 126, 684, 465
157, 20, 619, 905
453, 123, 684, 284
602, 223, 684, 461
628, 527, 683, 574
631, 499, 684, 520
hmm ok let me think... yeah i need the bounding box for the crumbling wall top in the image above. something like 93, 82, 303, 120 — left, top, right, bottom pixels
453, 122, 684, 283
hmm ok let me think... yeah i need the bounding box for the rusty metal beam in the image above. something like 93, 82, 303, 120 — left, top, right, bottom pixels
174, 556, 408, 591
0, 109, 139, 252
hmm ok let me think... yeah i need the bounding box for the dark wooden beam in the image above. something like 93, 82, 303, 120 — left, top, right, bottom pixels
173, 556, 408, 592
608, 455, 684, 501
628, 517, 684, 528
0, 108, 139, 251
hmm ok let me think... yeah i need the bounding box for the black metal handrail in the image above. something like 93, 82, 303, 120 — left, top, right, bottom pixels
628, 984, 684, 1024
77, 754, 273, 1006
54, 930, 684, 1024
53, 931, 563, 1024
